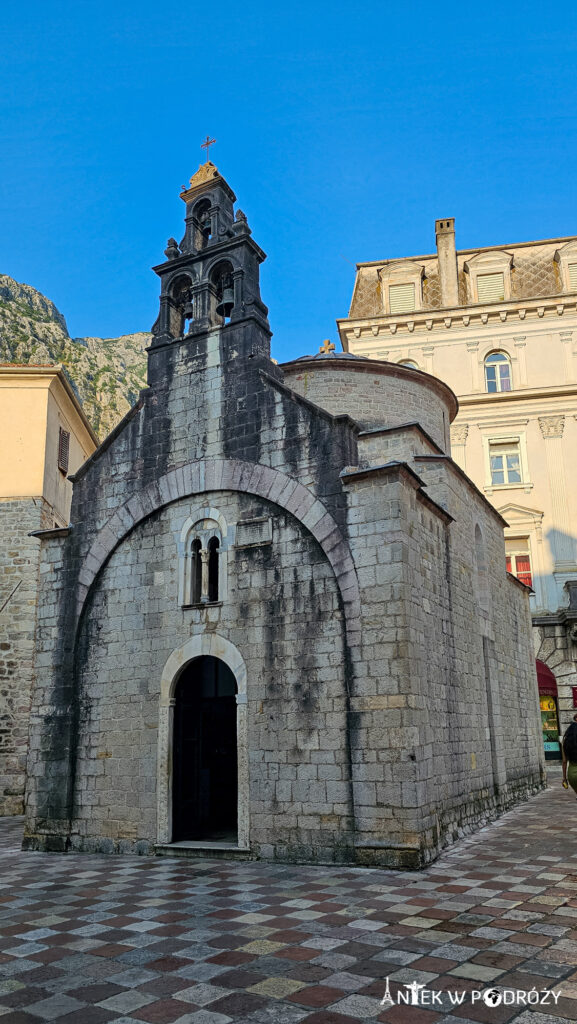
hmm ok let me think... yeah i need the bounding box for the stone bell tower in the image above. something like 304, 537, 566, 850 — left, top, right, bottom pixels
150, 162, 270, 352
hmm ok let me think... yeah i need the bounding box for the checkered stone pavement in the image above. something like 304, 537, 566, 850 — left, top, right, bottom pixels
0, 782, 576, 1024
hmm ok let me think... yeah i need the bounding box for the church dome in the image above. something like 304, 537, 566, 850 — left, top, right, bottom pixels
281, 350, 457, 453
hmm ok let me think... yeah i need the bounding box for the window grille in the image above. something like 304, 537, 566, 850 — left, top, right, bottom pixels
569, 263, 577, 291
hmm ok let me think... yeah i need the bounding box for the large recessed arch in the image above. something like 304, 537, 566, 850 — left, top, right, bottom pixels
75, 458, 361, 646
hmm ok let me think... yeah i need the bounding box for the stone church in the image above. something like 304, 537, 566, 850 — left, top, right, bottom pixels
24, 164, 544, 867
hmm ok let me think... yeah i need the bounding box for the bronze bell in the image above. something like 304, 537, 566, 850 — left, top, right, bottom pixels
183, 295, 194, 321
216, 276, 234, 318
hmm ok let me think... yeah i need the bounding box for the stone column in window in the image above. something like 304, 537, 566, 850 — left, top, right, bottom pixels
513, 337, 527, 386
538, 415, 576, 570
560, 331, 575, 383
200, 548, 210, 603
232, 268, 243, 316
450, 423, 469, 470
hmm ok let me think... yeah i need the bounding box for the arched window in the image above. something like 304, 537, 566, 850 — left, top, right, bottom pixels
193, 199, 212, 249
211, 260, 235, 323
485, 352, 512, 393
208, 537, 220, 602
168, 274, 194, 337
178, 510, 227, 607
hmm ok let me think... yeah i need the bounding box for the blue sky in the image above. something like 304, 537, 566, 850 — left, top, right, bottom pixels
1, 1, 576, 362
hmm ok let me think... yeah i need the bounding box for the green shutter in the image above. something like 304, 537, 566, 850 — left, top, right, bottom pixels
389, 283, 415, 314
477, 272, 505, 303
569, 263, 577, 291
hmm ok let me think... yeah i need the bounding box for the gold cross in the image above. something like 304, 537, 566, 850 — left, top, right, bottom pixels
319, 339, 335, 354
201, 135, 216, 162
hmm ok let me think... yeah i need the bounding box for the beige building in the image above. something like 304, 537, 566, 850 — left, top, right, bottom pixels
0, 365, 97, 814
339, 224, 577, 758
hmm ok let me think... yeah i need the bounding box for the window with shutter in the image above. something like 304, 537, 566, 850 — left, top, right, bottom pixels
505, 539, 532, 587
58, 428, 70, 474
389, 283, 415, 314
477, 272, 505, 303
569, 263, 577, 291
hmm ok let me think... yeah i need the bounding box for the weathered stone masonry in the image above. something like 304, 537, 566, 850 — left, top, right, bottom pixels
24, 164, 544, 866
0, 498, 52, 815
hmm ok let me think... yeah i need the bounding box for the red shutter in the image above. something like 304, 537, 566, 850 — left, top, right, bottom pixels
515, 555, 532, 588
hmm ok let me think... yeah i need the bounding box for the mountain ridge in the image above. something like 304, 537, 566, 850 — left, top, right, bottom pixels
0, 274, 150, 440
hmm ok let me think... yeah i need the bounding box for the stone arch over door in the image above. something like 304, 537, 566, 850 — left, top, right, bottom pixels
157, 634, 249, 849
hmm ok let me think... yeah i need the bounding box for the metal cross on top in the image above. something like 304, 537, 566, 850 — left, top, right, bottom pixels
319, 339, 336, 354
201, 135, 216, 162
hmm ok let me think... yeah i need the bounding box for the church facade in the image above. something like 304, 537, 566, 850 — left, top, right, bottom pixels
24, 165, 544, 868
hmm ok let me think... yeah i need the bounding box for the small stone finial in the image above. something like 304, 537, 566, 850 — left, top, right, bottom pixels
164, 238, 180, 260
319, 339, 336, 354
232, 208, 251, 237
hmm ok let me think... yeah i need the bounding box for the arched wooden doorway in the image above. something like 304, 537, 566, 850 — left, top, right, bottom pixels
536, 659, 561, 761
173, 656, 238, 841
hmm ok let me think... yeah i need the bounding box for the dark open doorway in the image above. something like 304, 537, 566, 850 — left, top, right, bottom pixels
173, 656, 238, 841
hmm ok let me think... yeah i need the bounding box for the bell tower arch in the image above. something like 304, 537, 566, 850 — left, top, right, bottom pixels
151, 161, 269, 345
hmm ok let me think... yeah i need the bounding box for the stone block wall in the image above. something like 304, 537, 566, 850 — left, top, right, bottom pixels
24, 318, 543, 866
282, 361, 454, 453
0, 497, 51, 815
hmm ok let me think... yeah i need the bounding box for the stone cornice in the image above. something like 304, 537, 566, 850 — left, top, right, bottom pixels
339, 294, 577, 342
456, 383, 577, 409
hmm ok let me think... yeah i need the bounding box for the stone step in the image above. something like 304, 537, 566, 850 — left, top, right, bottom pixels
154, 841, 255, 861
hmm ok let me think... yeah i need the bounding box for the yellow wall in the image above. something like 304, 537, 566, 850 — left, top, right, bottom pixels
0, 374, 50, 498
0, 368, 97, 523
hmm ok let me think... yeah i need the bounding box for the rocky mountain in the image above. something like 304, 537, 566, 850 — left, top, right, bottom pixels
0, 275, 150, 440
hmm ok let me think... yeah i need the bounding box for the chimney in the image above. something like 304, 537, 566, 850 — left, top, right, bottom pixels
435, 218, 459, 308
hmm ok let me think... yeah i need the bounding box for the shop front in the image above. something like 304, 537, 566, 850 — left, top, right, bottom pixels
537, 660, 561, 761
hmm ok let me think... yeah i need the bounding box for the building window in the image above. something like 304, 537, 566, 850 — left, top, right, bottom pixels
178, 509, 228, 608
505, 538, 532, 587
477, 272, 505, 303
58, 428, 70, 474
389, 283, 416, 314
489, 440, 522, 485
569, 263, 577, 291
484, 352, 512, 392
